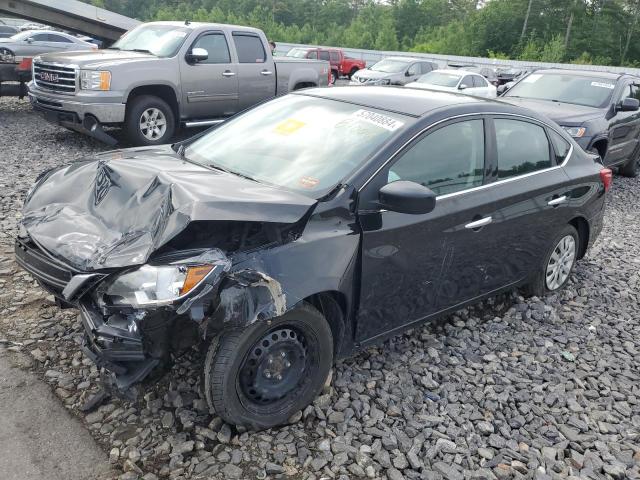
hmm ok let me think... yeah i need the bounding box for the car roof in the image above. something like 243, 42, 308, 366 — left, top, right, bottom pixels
431, 68, 480, 76
533, 68, 623, 80
298, 86, 510, 117
146, 21, 264, 35
380, 56, 423, 63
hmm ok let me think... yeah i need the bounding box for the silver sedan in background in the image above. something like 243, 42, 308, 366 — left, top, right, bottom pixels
0, 30, 96, 61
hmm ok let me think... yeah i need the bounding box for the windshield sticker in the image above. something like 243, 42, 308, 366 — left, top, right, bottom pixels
522, 74, 542, 83
274, 119, 306, 135
591, 81, 615, 89
299, 176, 320, 189
352, 109, 404, 131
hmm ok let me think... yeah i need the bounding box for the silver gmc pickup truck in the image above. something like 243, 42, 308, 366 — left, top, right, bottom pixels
28, 22, 330, 145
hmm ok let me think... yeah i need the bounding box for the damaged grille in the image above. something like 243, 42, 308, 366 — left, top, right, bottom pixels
33, 61, 77, 94
15, 238, 76, 296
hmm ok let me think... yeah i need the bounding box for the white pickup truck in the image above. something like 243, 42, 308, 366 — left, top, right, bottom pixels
28, 21, 330, 145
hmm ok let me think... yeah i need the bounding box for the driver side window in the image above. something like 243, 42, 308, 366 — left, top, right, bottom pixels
407, 63, 420, 76
387, 119, 485, 196
192, 33, 231, 64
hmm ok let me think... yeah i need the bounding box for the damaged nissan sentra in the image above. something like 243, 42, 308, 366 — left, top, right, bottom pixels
16, 86, 609, 429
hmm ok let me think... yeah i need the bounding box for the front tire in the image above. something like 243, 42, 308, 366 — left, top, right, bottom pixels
203, 303, 333, 430
124, 95, 176, 146
523, 225, 579, 297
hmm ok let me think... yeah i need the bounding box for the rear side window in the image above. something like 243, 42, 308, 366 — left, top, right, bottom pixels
48, 34, 73, 43
388, 119, 485, 196
232, 34, 265, 63
495, 119, 551, 178
319, 51, 330, 61
548, 129, 571, 164
192, 33, 231, 64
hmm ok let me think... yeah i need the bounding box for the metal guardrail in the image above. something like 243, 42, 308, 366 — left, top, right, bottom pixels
275, 42, 640, 77
0, 0, 140, 41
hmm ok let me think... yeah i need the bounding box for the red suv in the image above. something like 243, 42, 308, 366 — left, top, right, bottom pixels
287, 47, 366, 84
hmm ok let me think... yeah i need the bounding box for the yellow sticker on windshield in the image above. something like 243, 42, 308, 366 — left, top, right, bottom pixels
274, 119, 306, 135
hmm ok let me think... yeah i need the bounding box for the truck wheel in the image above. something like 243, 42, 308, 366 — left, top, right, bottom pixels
125, 95, 175, 146
620, 151, 640, 178
330, 70, 338, 85
522, 225, 579, 297
203, 303, 333, 431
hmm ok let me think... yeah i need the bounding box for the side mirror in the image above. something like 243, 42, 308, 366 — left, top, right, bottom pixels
618, 97, 640, 112
458, 84, 468, 90
378, 181, 436, 215
405, 70, 413, 77
187, 47, 208, 63
26, 37, 34, 43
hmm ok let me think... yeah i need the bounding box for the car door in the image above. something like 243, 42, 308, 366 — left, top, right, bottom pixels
404, 62, 422, 84
329, 50, 341, 74
606, 82, 640, 166
21, 33, 52, 55
471, 75, 491, 97
181, 31, 239, 119
232, 32, 276, 110
355, 117, 505, 342
45, 33, 75, 52
483, 116, 573, 284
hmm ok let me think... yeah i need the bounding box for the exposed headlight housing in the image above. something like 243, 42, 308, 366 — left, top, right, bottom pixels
80, 70, 111, 91
562, 126, 586, 138
99, 264, 218, 308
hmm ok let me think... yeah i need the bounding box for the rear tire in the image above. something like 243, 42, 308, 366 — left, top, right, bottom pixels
203, 303, 333, 430
124, 95, 175, 146
330, 70, 338, 85
620, 150, 640, 177
523, 225, 579, 297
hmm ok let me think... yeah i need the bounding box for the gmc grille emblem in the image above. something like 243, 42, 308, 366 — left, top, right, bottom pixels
41, 72, 59, 83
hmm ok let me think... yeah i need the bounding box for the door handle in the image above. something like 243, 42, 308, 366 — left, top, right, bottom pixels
465, 216, 492, 229
222, 71, 236, 77
547, 195, 567, 207
260, 70, 273, 76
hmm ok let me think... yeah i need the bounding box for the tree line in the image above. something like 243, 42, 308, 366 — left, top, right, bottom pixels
87, 0, 640, 67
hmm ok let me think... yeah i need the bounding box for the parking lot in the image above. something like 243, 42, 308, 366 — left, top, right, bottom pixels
1, 95, 640, 480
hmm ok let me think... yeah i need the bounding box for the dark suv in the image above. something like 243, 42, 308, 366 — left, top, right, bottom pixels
501, 69, 640, 177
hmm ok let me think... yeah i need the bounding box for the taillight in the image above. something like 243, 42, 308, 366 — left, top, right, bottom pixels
600, 168, 612, 192
17, 57, 32, 72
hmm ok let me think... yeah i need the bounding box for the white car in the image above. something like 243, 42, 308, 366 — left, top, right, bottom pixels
405, 69, 497, 98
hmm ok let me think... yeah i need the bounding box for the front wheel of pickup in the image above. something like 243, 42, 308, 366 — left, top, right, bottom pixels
124, 95, 175, 146
203, 303, 333, 431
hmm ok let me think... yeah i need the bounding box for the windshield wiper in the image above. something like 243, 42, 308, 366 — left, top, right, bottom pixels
105, 47, 120, 50
126, 48, 155, 55
206, 162, 260, 183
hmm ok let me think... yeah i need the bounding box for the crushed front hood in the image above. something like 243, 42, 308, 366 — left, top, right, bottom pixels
20, 146, 316, 271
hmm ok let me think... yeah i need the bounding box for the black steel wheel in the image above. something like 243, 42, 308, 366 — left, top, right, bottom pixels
203, 303, 333, 430
620, 150, 640, 178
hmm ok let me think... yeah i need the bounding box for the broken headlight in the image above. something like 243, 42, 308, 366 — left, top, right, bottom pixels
99, 264, 216, 308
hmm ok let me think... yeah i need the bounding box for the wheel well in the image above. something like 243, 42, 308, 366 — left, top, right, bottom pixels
126, 85, 179, 124
569, 217, 590, 259
304, 291, 347, 357
293, 82, 317, 90
591, 139, 608, 159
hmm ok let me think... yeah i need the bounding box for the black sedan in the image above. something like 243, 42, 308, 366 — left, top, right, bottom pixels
16, 87, 609, 429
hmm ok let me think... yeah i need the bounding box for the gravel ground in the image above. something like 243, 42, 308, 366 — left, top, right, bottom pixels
1, 96, 640, 480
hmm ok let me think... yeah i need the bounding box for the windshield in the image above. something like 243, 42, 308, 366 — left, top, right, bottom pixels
504, 73, 615, 108
10, 31, 34, 41
370, 58, 410, 73
110, 24, 190, 57
417, 71, 461, 87
184, 95, 408, 198
286, 48, 311, 58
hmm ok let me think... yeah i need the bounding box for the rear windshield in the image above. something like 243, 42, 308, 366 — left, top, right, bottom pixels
504, 73, 616, 108
417, 71, 461, 87
184, 95, 408, 198
286, 48, 311, 58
